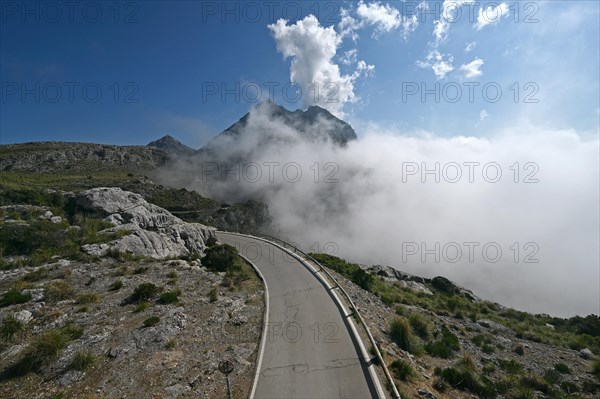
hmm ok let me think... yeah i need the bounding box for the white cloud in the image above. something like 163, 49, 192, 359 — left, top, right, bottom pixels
338, 7, 360, 40
433, 0, 475, 44
269, 15, 373, 117
417, 50, 454, 80
357, 1, 401, 33
464, 41, 477, 53
339, 1, 422, 40
460, 58, 484, 78
475, 2, 510, 30
479, 109, 489, 120
170, 117, 600, 317
340, 49, 358, 65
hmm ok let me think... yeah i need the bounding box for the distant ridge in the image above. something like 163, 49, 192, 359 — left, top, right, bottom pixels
147, 134, 196, 156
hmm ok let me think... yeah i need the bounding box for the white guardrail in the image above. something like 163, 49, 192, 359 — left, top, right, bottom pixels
218, 231, 401, 399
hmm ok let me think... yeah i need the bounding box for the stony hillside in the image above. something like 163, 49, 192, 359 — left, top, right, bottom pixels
310, 254, 600, 399
0, 188, 264, 398
0, 142, 169, 173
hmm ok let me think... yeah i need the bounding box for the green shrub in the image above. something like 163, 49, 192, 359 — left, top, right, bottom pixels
167, 271, 178, 279
498, 359, 524, 374
201, 244, 243, 273
390, 359, 414, 381
76, 292, 99, 304
514, 344, 525, 355
69, 351, 96, 371
554, 363, 571, 374
166, 338, 176, 350
0, 289, 32, 307
131, 283, 159, 302
133, 301, 150, 313
209, 287, 218, 303
44, 281, 75, 302
109, 280, 123, 291
389, 318, 417, 353
481, 343, 495, 353
143, 316, 160, 327
510, 386, 535, 399
439, 367, 495, 397
159, 290, 180, 305
9, 328, 74, 375
61, 322, 84, 340
425, 325, 460, 358
408, 313, 431, 340
0, 315, 25, 342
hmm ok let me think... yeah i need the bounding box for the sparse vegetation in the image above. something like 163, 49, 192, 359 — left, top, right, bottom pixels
69, 351, 97, 371
7, 323, 83, 376
208, 287, 218, 303
554, 362, 572, 374
424, 325, 460, 358
77, 292, 99, 304
143, 316, 160, 327
0, 289, 32, 307
109, 280, 124, 291
0, 315, 25, 343
130, 282, 159, 302
159, 290, 180, 305
389, 318, 418, 354
44, 281, 76, 302
166, 338, 176, 350
390, 359, 415, 381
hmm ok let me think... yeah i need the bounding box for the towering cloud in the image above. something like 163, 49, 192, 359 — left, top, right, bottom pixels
268, 15, 373, 117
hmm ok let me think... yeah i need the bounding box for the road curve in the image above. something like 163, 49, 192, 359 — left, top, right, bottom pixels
217, 232, 381, 399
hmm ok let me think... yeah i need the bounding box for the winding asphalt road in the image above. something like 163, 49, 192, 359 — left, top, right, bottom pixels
217, 232, 381, 399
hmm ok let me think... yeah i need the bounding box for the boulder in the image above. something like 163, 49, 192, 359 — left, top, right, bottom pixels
580, 348, 594, 359
76, 188, 216, 260
14, 310, 33, 324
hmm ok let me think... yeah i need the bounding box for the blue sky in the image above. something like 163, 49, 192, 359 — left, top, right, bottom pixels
1, 0, 598, 147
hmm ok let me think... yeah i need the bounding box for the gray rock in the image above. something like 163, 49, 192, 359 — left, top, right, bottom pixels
13, 310, 33, 324
580, 348, 594, 359
82, 243, 110, 257
477, 319, 513, 333
50, 215, 63, 223
22, 288, 45, 302
164, 383, 191, 396
76, 188, 216, 260
58, 370, 84, 387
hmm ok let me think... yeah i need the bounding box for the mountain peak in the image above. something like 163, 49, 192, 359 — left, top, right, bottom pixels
219, 102, 357, 146
147, 135, 196, 156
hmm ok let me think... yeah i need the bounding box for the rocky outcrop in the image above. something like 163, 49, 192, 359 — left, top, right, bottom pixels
358, 263, 479, 300
76, 188, 216, 259
0, 142, 168, 173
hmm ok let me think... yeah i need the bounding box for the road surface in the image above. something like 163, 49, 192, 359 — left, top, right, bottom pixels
217, 232, 380, 399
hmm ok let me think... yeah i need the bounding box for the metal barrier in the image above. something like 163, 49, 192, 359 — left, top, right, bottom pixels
248, 233, 402, 399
